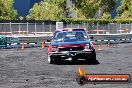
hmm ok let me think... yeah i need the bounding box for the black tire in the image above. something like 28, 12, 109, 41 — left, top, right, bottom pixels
48, 55, 53, 64
48, 54, 61, 64
54, 59, 61, 64
92, 52, 96, 61
86, 52, 96, 62
72, 58, 78, 64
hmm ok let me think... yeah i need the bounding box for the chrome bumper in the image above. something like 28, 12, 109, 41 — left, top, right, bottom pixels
49, 50, 93, 56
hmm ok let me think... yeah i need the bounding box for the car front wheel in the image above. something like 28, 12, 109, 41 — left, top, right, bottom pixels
48, 55, 53, 64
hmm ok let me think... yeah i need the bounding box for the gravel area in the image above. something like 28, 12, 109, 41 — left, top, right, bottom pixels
0, 43, 132, 88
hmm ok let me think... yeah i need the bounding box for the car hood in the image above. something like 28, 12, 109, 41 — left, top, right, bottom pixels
51, 39, 90, 46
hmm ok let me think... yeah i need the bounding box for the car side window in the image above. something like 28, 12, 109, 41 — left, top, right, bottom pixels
75, 32, 84, 39
57, 33, 63, 39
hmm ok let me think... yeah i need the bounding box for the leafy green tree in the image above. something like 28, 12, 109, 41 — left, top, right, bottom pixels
27, 0, 116, 20
51, 0, 67, 18
72, 0, 116, 18
99, 0, 116, 12
19, 16, 24, 20
27, 1, 63, 20
0, 0, 17, 20
73, 0, 100, 18
101, 12, 111, 19
117, 0, 132, 19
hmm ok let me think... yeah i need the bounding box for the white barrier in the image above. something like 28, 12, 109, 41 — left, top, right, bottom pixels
89, 33, 132, 44
5, 33, 132, 47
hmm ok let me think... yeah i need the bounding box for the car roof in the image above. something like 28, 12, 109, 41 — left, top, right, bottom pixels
63, 28, 86, 30
55, 28, 86, 32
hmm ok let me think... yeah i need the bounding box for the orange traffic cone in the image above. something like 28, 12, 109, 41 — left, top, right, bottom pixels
42, 39, 45, 48
22, 42, 25, 49
98, 43, 103, 51
106, 43, 110, 48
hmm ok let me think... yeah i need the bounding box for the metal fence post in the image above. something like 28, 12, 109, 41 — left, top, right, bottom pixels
78, 24, 79, 28
131, 23, 132, 32
67, 23, 68, 28
35, 23, 36, 35
19, 23, 21, 36
119, 23, 121, 33
27, 22, 29, 35
10, 22, 12, 35
126, 23, 127, 29
97, 23, 98, 29
43, 22, 45, 32
97, 23, 99, 34
50, 23, 51, 32
83, 23, 85, 28
71, 23, 72, 28
108, 23, 110, 33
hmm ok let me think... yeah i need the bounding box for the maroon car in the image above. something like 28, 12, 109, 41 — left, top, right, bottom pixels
47, 28, 96, 64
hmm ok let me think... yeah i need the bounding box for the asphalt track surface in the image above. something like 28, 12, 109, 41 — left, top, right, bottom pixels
0, 43, 132, 88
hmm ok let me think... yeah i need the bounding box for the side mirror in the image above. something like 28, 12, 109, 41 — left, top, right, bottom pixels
90, 37, 94, 39
47, 39, 51, 42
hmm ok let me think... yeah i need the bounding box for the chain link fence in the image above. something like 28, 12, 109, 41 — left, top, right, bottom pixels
0, 22, 132, 35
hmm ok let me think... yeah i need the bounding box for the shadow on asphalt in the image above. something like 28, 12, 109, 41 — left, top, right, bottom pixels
52, 60, 100, 65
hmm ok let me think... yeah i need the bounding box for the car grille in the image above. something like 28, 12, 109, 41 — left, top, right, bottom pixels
59, 46, 84, 51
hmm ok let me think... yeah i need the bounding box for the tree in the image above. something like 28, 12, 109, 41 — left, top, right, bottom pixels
117, 0, 132, 19
27, 0, 116, 20
101, 12, 111, 20
73, 0, 100, 18
72, 0, 116, 18
27, 1, 63, 20
99, 0, 116, 12
0, 0, 17, 20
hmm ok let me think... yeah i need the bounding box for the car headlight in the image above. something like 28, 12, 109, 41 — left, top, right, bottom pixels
52, 47, 58, 52
85, 44, 89, 49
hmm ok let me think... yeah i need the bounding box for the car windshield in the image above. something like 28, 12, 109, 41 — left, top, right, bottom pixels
53, 29, 88, 41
